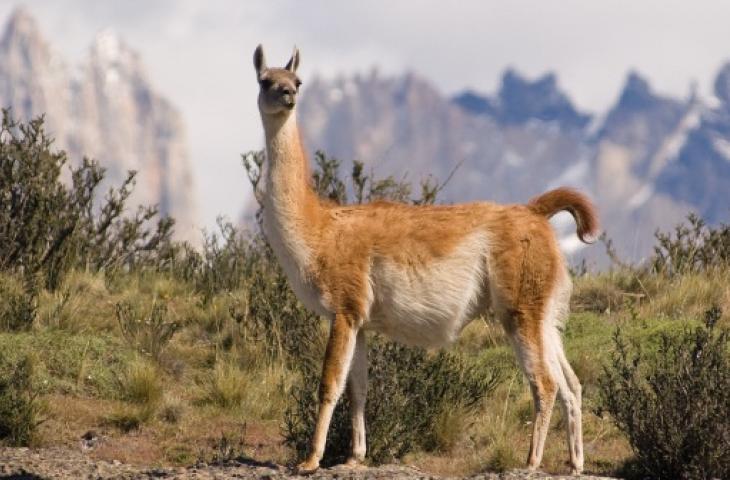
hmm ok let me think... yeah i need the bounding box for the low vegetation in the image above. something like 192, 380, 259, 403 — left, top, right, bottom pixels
0, 112, 727, 477
0, 355, 45, 446
284, 338, 501, 465
599, 306, 730, 480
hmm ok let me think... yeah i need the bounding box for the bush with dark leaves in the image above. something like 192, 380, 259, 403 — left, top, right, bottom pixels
0, 355, 44, 446
652, 213, 730, 276
598, 306, 730, 480
0, 111, 174, 288
284, 337, 501, 465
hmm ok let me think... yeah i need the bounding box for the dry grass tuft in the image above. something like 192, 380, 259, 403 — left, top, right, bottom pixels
643, 268, 730, 323
159, 395, 185, 424
202, 360, 248, 410
104, 404, 156, 432
119, 358, 163, 406
430, 404, 471, 453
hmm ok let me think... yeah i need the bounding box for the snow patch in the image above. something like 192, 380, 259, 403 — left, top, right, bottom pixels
586, 109, 608, 138
648, 101, 702, 177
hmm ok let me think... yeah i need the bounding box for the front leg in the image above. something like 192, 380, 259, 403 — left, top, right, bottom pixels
297, 313, 359, 473
345, 330, 368, 466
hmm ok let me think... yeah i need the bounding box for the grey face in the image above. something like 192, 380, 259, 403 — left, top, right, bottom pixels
258, 68, 302, 114
254, 45, 302, 115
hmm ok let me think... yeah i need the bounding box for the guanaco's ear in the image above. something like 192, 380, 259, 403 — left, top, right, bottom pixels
285, 46, 300, 73
253, 44, 267, 78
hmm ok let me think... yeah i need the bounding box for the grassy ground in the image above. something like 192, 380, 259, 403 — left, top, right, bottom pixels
1, 266, 727, 476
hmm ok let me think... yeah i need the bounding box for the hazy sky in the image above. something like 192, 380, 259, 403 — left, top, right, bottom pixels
2, 1, 730, 231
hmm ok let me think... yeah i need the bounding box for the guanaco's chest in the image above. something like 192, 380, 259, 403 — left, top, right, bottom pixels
262, 205, 333, 319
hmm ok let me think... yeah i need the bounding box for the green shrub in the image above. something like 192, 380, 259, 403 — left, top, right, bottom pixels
284, 337, 501, 465
652, 213, 730, 276
0, 355, 45, 446
0, 273, 37, 331
228, 252, 322, 367
598, 306, 730, 479
0, 111, 174, 289
194, 219, 260, 300
116, 300, 179, 361
0, 331, 132, 398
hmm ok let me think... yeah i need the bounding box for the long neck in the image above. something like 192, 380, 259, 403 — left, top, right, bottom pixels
261, 110, 322, 254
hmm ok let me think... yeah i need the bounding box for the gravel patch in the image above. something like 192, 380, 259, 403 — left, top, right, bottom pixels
0, 447, 618, 479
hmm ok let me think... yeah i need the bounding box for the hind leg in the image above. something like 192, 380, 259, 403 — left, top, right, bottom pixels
501, 310, 558, 471
547, 327, 584, 474
546, 274, 584, 473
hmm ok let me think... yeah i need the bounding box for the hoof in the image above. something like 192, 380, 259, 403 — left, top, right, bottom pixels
296, 459, 320, 475
341, 457, 366, 470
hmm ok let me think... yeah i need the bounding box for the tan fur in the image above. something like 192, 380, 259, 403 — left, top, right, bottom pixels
252, 45, 599, 474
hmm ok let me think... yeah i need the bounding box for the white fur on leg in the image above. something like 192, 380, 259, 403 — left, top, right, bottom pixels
347, 331, 368, 463
543, 273, 584, 474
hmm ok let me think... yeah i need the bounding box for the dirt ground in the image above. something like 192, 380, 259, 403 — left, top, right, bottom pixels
0, 446, 619, 480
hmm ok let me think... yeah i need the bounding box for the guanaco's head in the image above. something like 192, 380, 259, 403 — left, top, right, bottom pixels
254, 44, 302, 116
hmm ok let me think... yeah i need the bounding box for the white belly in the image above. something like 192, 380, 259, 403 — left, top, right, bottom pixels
365, 233, 489, 347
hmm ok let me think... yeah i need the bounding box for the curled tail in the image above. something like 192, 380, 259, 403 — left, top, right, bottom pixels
527, 187, 600, 243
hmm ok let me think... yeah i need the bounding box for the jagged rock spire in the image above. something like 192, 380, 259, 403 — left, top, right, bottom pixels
713, 62, 730, 106
0, 9, 199, 242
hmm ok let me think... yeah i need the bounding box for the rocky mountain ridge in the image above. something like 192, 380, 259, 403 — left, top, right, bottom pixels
299, 64, 729, 263
0, 8, 199, 241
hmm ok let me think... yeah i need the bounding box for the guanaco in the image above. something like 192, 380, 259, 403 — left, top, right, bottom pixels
253, 44, 598, 475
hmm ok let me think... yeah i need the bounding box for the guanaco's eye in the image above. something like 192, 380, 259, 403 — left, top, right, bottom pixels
260, 78, 273, 90
295, 79, 302, 89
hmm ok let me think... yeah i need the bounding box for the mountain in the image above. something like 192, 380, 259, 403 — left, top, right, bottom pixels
299, 71, 588, 206
455, 69, 591, 131
655, 63, 730, 222
0, 8, 71, 148
0, 9, 198, 241
300, 67, 729, 264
